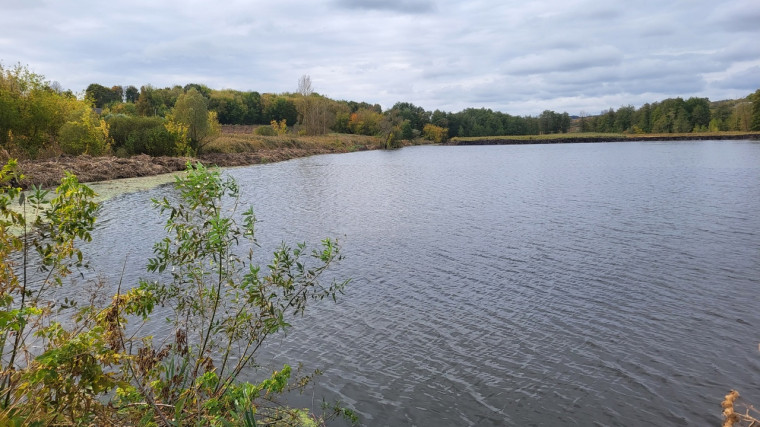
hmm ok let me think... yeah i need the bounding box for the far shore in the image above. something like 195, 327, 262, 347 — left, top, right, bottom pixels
449, 132, 760, 145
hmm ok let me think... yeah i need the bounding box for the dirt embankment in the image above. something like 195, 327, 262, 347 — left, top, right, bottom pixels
13, 146, 355, 189
14, 155, 191, 189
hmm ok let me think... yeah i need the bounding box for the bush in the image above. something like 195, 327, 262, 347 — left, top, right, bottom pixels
58, 108, 110, 155
107, 115, 181, 156
254, 125, 277, 136
422, 123, 448, 143
125, 125, 178, 156
0, 160, 357, 426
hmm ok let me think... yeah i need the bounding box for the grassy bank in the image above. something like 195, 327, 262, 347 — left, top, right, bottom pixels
207, 130, 386, 154
450, 131, 760, 145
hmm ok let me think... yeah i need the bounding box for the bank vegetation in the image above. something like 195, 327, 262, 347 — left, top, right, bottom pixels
3, 62, 760, 173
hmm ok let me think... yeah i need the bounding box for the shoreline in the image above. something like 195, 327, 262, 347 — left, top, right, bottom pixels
11, 132, 760, 189
14, 145, 369, 189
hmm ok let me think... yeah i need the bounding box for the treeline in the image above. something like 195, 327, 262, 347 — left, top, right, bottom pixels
580, 94, 760, 134
87, 80, 575, 143
3, 61, 760, 161
89, 80, 574, 136
91, 78, 760, 142
87, 80, 452, 145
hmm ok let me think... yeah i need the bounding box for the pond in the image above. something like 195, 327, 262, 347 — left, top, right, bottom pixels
84, 140, 760, 425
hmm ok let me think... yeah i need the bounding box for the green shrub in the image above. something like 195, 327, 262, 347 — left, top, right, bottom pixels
0, 160, 358, 426
58, 108, 110, 155
254, 124, 277, 136
107, 115, 180, 156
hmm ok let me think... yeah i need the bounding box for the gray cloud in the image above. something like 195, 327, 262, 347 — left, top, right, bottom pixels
504, 46, 623, 75
712, 0, 760, 33
710, 66, 760, 91
334, 0, 435, 14
0, 0, 757, 116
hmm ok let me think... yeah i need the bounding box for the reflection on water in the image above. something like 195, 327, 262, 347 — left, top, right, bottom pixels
82, 141, 760, 425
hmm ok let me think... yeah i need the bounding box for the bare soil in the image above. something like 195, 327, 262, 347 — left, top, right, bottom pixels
15, 146, 357, 189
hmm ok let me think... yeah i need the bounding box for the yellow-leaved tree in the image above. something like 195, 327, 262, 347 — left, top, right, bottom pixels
58, 104, 111, 155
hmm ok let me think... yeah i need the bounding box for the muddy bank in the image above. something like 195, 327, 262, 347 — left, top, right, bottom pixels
449, 133, 760, 146
16, 154, 191, 189
16, 146, 357, 189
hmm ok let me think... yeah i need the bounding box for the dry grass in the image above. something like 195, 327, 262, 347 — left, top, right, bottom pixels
454, 132, 626, 142
205, 132, 386, 154
721, 390, 760, 427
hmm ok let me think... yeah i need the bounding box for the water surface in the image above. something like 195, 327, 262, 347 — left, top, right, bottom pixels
86, 141, 760, 426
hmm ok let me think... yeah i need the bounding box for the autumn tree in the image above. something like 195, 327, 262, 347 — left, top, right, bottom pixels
58, 102, 111, 155
422, 123, 448, 143
0, 63, 81, 156
347, 108, 383, 135
294, 75, 336, 135
728, 102, 753, 131
171, 87, 219, 155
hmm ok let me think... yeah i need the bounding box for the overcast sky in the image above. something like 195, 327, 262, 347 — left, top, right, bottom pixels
1, 0, 759, 116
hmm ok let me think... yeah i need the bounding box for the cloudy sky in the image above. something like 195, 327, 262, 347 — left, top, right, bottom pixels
1, 0, 759, 116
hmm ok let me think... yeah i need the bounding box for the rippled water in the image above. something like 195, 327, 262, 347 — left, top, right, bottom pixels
85, 141, 760, 426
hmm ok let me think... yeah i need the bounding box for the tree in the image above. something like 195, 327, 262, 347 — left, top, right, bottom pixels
685, 97, 711, 131
539, 110, 569, 133
347, 108, 383, 135
297, 74, 313, 96
633, 103, 652, 133
295, 75, 331, 135
125, 85, 139, 103
750, 89, 760, 131
172, 88, 219, 155
136, 85, 156, 116
388, 102, 430, 132
263, 95, 298, 125
0, 162, 101, 423
208, 89, 248, 124
297, 95, 334, 135
242, 91, 263, 124
58, 104, 111, 155
183, 83, 211, 98
111, 85, 124, 103
400, 119, 413, 140
728, 102, 753, 131
85, 83, 121, 108
422, 123, 448, 143
0, 63, 83, 156
614, 105, 635, 132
